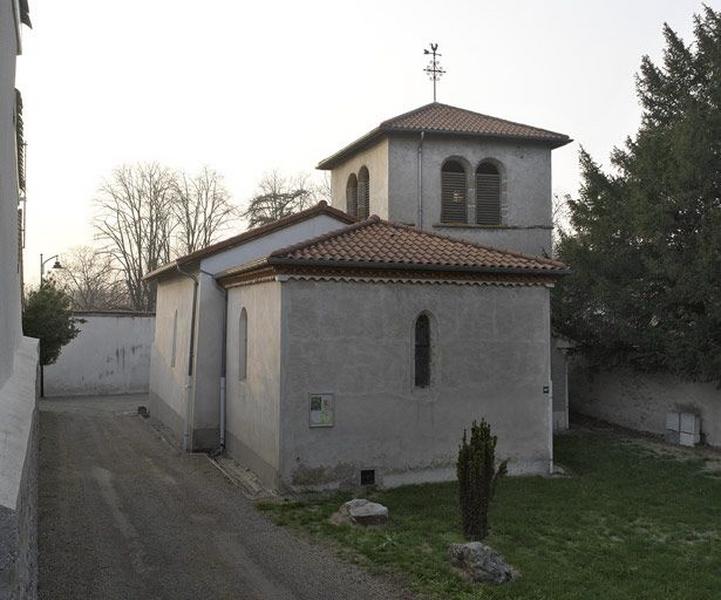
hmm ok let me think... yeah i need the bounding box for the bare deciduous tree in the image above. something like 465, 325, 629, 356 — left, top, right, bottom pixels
242, 171, 315, 229
312, 172, 332, 204
95, 163, 177, 311
55, 246, 128, 311
172, 166, 237, 255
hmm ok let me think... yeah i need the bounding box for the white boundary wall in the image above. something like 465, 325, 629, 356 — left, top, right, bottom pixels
45, 312, 154, 397
570, 361, 721, 447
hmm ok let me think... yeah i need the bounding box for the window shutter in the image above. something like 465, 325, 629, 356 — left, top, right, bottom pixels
357, 168, 370, 219
475, 168, 501, 225
346, 176, 358, 217
441, 171, 467, 223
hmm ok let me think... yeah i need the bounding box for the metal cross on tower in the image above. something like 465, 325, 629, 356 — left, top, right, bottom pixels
423, 43, 446, 102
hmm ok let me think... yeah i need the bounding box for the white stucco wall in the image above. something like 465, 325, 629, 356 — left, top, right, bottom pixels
200, 214, 349, 274
329, 138, 389, 219
225, 281, 282, 487
0, 0, 22, 386
570, 364, 721, 447
44, 314, 154, 397
149, 213, 351, 452
278, 279, 553, 490
1, 4, 38, 598
149, 277, 195, 445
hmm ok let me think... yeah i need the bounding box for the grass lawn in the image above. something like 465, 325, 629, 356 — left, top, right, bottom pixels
258, 429, 721, 599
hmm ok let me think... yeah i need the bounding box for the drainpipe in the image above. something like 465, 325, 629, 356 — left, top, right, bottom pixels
218, 288, 228, 453
417, 130, 425, 229
175, 264, 198, 452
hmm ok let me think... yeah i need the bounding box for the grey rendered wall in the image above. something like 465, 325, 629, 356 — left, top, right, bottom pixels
224, 282, 282, 488
279, 280, 553, 490
570, 364, 721, 447
149, 277, 195, 446
330, 139, 389, 218
44, 314, 154, 397
389, 135, 553, 256
0, 338, 39, 600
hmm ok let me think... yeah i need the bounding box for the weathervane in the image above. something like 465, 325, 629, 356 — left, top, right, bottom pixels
423, 43, 445, 102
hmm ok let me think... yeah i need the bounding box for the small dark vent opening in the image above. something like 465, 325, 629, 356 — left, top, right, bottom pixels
360, 469, 376, 486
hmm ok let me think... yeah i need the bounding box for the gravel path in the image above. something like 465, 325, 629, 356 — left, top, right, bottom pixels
39, 395, 411, 600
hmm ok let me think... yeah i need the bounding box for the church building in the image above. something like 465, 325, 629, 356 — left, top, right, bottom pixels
146, 102, 571, 491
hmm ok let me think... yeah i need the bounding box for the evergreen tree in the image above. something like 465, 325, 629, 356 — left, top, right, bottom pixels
22, 279, 82, 366
457, 419, 507, 541
554, 7, 721, 380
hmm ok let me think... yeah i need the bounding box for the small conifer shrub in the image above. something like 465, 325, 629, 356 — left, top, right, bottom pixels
456, 419, 508, 540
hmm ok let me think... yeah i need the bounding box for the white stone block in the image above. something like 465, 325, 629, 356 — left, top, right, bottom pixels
679, 432, 700, 447
680, 413, 700, 435
665, 411, 680, 432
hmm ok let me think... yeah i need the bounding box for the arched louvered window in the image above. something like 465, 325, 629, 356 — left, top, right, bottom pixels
238, 308, 248, 381
346, 174, 358, 218
357, 166, 370, 220
476, 162, 502, 225
414, 314, 431, 388
441, 160, 467, 223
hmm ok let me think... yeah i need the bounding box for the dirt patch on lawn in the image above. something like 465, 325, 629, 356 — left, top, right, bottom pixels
568, 414, 721, 476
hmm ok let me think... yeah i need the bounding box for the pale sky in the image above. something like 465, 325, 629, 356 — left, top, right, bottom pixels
17, 0, 719, 283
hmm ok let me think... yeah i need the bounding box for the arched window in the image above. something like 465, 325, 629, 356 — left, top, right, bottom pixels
346, 174, 358, 217
357, 166, 370, 219
475, 162, 501, 225
414, 314, 431, 388
441, 160, 467, 223
238, 308, 247, 381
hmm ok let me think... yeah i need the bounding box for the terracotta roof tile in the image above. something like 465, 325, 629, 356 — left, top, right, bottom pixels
381, 103, 569, 143
318, 103, 571, 169
268, 216, 567, 275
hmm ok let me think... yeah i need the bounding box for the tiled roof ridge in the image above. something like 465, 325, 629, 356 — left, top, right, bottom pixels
382, 102, 568, 140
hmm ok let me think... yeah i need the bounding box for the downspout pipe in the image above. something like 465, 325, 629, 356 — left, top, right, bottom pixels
417, 130, 425, 229
175, 264, 199, 452
216, 287, 228, 455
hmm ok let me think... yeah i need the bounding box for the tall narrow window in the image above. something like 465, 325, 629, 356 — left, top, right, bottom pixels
476, 162, 501, 225
441, 160, 467, 223
357, 166, 370, 219
238, 308, 248, 381
346, 173, 358, 217
170, 309, 178, 368
414, 314, 431, 388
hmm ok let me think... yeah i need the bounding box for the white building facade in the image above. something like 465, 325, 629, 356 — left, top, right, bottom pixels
0, 1, 39, 598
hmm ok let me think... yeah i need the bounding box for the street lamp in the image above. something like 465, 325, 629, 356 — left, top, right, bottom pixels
38, 252, 63, 398
40, 253, 62, 284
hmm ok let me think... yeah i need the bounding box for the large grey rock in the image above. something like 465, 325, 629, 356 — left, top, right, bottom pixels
447, 542, 516, 584
330, 498, 389, 526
